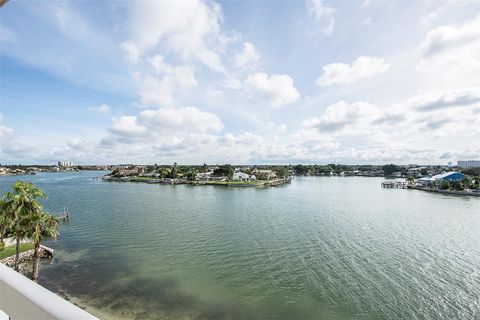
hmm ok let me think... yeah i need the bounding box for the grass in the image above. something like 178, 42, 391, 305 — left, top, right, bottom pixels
0, 242, 34, 259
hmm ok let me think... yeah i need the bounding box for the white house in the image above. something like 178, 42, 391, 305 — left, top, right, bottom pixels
232, 171, 256, 182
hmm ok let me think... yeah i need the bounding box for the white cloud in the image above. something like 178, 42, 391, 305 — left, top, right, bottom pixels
245, 72, 300, 107
234, 42, 260, 69
150, 55, 197, 89
316, 56, 390, 87
421, 16, 480, 59
123, 0, 228, 73
111, 116, 146, 137
408, 87, 480, 111
306, 0, 335, 35
88, 104, 111, 113
302, 101, 380, 133
109, 107, 224, 144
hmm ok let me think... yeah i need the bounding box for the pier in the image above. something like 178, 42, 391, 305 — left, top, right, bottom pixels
381, 180, 407, 189
57, 207, 70, 221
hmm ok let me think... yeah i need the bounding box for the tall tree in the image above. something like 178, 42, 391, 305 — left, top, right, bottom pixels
0, 196, 12, 247
31, 211, 58, 282
2, 181, 46, 270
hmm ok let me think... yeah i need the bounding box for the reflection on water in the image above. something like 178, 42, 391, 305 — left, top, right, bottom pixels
1, 172, 479, 319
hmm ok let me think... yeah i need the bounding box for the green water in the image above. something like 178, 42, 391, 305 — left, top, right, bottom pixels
1, 172, 479, 319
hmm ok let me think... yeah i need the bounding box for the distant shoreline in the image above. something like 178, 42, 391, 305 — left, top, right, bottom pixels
101, 175, 293, 188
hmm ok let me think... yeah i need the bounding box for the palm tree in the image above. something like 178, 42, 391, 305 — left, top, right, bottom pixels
31, 211, 58, 282
406, 176, 415, 187
0, 196, 12, 248
2, 181, 46, 270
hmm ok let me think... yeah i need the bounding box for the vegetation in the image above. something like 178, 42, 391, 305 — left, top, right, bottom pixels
460, 167, 480, 176
0, 181, 58, 281
213, 164, 234, 179
0, 242, 34, 260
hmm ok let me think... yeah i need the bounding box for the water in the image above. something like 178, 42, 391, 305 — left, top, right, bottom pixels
1, 171, 479, 319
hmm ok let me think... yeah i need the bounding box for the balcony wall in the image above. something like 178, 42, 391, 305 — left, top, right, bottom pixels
0, 263, 98, 320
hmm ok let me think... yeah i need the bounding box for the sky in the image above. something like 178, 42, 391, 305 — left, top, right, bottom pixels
0, 0, 479, 165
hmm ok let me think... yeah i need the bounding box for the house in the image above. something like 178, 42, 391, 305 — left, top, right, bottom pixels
432, 171, 465, 181
196, 172, 212, 181
417, 171, 465, 187
232, 171, 256, 182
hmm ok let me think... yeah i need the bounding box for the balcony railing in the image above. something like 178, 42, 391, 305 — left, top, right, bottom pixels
0, 263, 98, 320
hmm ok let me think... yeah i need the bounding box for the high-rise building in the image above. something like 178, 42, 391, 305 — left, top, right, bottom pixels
457, 160, 480, 168
58, 160, 74, 167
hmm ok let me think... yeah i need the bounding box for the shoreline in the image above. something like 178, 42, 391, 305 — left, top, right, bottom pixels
101, 176, 293, 188
411, 186, 480, 197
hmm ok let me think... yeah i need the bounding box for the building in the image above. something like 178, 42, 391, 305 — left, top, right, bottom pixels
58, 160, 73, 167
417, 171, 465, 187
232, 171, 256, 182
457, 160, 480, 168
432, 171, 466, 181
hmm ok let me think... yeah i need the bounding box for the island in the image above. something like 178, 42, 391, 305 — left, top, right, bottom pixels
102, 163, 292, 187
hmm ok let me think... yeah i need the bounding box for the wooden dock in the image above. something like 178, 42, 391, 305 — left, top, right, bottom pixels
381, 180, 407, 189
57, 207, 70, 221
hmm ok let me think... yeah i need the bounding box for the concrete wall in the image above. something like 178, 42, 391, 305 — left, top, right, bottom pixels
0, 263, 98, 320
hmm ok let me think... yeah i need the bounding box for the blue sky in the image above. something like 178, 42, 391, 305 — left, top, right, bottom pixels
1, 0, 479, 165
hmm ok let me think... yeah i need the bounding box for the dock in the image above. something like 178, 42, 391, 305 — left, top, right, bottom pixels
57, 207, 70, 221
381, 180, 407, 189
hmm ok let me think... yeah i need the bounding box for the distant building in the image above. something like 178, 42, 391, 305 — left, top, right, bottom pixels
417, 171, 466, 187
447, 162, 453, 167
232, 171, 256, 182
432, 171, 466, 181
58, 160, 74, 167
457, 160, 480, 168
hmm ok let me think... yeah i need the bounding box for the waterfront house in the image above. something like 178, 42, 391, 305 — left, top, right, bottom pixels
232, 171, 256, 182
417, 171, 466, 187
432, 171, 466, 181
196, 172, 212, 181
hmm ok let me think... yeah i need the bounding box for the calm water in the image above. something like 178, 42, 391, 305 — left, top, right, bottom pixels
1, 171, 479, 319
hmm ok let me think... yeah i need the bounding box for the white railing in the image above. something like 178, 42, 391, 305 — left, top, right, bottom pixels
0, 263, 98, 320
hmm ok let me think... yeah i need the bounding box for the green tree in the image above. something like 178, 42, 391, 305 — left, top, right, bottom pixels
0, 196, 12, 248
186, 169, 198, 181
170, 162, 178, 179
382, 164, 402, 176
406, 176, 415, 186
31, 211, 58, 282
213, 164, 234, 179
275, 167, 288, 178
2, 181, 46, 270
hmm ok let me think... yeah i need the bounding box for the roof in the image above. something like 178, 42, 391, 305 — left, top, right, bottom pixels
432, 171, 465, 181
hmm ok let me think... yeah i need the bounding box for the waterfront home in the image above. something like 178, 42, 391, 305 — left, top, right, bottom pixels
417, 171, 466, 187
196, 172, 212, 181
432, 171, 466, 181
232, 172, 256, 182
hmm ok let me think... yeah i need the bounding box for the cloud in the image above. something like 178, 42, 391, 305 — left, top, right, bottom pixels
88, 104, 111, 113
234, 42, 260, 69
122, 0, 228, 74
302, 101, 379, 133
411, 87, 480, 111
306, 0, 335, 35
316, 56, 389, 87
109, 107, 224, 144
245, 72, 300, 107
421, 16, 480, 59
